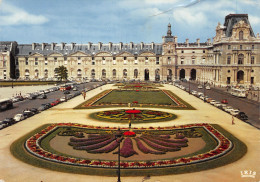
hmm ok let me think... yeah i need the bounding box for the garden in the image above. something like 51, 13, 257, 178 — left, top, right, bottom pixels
89, 109, 177, 123
75, 89, 194, 110
11, 123, 247, 176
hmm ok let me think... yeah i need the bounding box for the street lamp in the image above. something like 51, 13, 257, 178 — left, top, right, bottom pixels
115, 128, 123, 182
189, 78, 191, 94
203, 81, 206, 102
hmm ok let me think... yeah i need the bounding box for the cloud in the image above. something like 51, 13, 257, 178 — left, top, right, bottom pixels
249, 15, 260, 26
0, 1, 48, 26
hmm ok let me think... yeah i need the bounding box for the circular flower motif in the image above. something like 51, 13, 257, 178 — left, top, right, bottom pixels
123, 131, 136, 137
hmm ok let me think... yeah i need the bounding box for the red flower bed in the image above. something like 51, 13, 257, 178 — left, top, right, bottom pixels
125, 110, 141, 114
123, 131, 136, 137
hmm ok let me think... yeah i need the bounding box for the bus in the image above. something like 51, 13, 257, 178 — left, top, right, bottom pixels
0, 98, 13, 111
230, 88, 246, 98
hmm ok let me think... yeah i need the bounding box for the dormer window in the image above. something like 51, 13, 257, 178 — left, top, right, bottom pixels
239, 31, 243, 40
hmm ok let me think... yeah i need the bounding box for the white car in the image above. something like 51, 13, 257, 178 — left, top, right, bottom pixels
13, 114, 25, 122
213, 101, 221, 107
206, 86, 211, 90
198, 85, 203, 89
60, 97, 66, 102
224, 106, 234, 113
191, 90, 197, 95
230, 109, 240, 116
210, 100, 217, 105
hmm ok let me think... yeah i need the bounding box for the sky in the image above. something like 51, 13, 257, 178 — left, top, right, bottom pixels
0, 0, 259, 44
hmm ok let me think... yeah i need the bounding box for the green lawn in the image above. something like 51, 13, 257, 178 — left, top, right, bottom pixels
95, 90, 177, 105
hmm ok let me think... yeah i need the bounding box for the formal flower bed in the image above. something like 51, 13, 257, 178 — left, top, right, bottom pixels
75, 89, 194, 110
24, 123, 234, 169
92, 109, 176, 123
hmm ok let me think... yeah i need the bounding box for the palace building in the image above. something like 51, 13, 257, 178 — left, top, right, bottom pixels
0, 14, 259, 87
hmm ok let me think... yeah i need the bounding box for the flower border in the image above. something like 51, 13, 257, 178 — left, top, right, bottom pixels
25, 123, 233, 169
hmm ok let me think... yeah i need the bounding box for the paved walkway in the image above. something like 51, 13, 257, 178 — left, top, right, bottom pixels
0, 84, 259, 182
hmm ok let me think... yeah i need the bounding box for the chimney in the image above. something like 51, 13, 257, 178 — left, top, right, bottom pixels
174, 36, 178, 43
207, 38, 211, 45
119, 42, 123, 50
42, 43, 45, 50
32, 43, 36, 50
98, 42, 102, 50
51, 42, 56, 50
71, 42, 75, 50
61, 42, 65, 50
88, 42, 92, 50
185, 39, 189, 45
151, 42, 154, 49
109, 42, 112, 50
196, 38, 200, 46
130, 42, 134, 49
140, 42, 144, 49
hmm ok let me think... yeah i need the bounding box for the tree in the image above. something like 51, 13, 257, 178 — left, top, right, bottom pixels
54, 66, 68, 81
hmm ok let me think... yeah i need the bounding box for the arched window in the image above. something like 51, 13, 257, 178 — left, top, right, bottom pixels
239, 31, 243, 40
123, 69, 127, 77
102, 69, 106, 78
44, 69, 48, 78
112, 69, 116, 78
35, 69, 39, 78
77, 69, 82, 77
238, 54, 244, 64
134, 69, 138, 78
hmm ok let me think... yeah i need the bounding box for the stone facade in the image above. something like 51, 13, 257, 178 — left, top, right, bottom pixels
0, 14, 259, 87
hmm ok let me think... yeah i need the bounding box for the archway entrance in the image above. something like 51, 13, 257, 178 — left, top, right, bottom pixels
237, 70, 244, 84
180, 69, 185, 80
167, 69, 172, 81
144, 69, 149, 81
190, 69, 196, 80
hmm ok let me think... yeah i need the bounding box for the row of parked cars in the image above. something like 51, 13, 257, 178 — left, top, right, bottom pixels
173, 83, 248, 121
0, 82, 106, 130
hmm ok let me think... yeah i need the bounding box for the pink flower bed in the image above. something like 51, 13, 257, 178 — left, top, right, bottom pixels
125, 110, 141, 114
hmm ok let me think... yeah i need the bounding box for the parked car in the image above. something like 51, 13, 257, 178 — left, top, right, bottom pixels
30, 108, 39, 114
198, 85, 203, 89
37, 94, 47, 99
63, 90, 70, 94
0, 120, 8, 129
206, 86, 211, 90
236, 112, 248, 121
224, 106, 234, 113
221, 99, 228, 104
3, 118, 16, 125
38, 104, 47, 111
13, 114, 25, 122
73, 87, 78, 91
213, 101, 222, 107
230, 109, 240, 116
28, 94, 37, 100
23, 110, 34, 117
210, 100, 217, 105
60, 97, 66, 102
38, 90, 45, 95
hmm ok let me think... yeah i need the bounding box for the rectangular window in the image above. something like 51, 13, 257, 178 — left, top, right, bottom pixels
92, 60, 95, 65
156, 57, 159, 65
113, 57, 116, 60
181, 59, 184, 64
78, 57, 81, 60
252, 45, 254, 50
227, 56, 231, 64
181, 50, 184, 53
25, 58, 28, 65
134, 59, 138, 64
102, 59, 106, 65
228, 45, 231, 50
240, 45, 242, 50
78, 60, 82, 65
113, 59, 116, 65
203, 50, 205, 53
64, 60, 67, 65
192, 59, 195, 64
123, 60, 127, 65
3, 60, 6, 67
35, 61, 38, 65
124, 57, 127, 60
251, 56, 255, 64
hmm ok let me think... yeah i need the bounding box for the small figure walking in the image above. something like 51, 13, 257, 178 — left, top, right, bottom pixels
129, 119, 131, 129
232, 116, 235, 125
